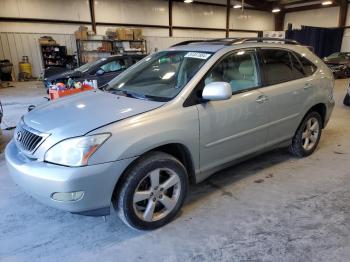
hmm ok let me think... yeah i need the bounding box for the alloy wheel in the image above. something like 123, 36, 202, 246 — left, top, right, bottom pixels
132, 168, 182, 222
302, 117, 320, 151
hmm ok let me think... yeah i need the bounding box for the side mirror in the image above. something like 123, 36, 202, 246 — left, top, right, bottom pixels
202, 82, 232, 101
96, 69, 105, 76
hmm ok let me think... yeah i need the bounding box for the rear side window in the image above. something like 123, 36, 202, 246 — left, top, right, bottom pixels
261, 49, 295, 85
290, 52, 305, 79
294, 53, 318, 76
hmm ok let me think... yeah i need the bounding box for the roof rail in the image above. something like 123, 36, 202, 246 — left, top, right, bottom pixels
171, 38, 300, 47
171, 40, 206, 47
224, 38, 300, 46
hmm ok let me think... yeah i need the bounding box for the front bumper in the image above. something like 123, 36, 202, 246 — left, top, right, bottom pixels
5, 140, 137, 215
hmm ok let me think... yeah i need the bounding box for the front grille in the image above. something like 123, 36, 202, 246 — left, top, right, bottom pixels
14, 122, 47, 154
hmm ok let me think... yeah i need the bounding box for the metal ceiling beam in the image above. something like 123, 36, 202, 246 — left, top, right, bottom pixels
226, 0, 230, 37
88, 0, 96, 34
338, 0, 348, 27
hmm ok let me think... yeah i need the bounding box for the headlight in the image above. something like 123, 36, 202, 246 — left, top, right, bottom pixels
45, 133, 110, 167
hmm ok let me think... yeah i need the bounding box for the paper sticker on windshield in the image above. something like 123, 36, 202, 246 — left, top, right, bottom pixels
185, 52, 211, 60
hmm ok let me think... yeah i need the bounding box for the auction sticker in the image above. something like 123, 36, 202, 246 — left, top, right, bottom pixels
185, 52, 211, 60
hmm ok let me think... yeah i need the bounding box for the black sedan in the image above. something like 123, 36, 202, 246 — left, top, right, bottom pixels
323, 52, 350, 79
44, 54, 145, 89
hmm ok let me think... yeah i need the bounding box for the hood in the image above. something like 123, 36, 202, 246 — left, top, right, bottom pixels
24, 90, 165, 137
45, 70, 82, 81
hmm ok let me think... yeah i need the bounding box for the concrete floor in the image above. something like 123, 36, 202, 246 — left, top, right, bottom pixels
1, 80, 350, 262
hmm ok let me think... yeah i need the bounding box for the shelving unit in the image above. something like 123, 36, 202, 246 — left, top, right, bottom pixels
76, 39, 147, 65
40, 45, 67, 69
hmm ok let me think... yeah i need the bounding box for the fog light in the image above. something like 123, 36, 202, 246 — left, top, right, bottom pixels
51, 191, 84, 202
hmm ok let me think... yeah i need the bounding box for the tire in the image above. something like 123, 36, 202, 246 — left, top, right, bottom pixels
344, 93, 350, 106
114, 151, 188, 230
289, 111, 322, 158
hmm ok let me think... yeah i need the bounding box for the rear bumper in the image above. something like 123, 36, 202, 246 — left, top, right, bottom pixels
5, 140, 137, 216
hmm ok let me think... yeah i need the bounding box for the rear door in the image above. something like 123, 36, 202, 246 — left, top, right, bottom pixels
259, 48, 314, 146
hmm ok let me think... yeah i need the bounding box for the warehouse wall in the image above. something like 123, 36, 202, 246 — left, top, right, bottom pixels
284, 7, 340, 29
0, 0, 274, 78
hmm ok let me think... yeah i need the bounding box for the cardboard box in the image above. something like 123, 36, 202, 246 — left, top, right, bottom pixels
116, 28, 134, 40
133, 28, 143, 40
75, 30, 88, 40
39, 39, 56, 45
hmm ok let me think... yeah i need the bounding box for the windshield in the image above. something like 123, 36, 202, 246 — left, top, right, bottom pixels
107, 51, 213, 101
75, 58, 107, 73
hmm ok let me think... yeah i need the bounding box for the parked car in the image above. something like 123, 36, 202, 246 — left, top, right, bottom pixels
323, 52, 350, 78
6, 38, 335, 230
43, 54, 145, 89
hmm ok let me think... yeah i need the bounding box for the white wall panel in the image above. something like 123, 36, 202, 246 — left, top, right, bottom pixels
173, 2, 226, 28
230, 9, 274, 31
0, 22, 91, 34
0, 32, 77, 78
0, 0, 90, 21
284, 7, 340, 29
95, 0, 168, 25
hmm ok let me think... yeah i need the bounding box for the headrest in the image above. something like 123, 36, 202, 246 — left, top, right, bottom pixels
239, 60, 254, 76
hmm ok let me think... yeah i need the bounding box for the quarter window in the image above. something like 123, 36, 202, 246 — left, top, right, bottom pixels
294, 53, 318, 76
204, 50, 260, 93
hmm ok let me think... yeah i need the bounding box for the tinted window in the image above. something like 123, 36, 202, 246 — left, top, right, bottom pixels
262, 49, 299, 85
204, 50, 260, 93
290, 52, 305, 79
295, 53, 317, 76
100, 59, 126, 73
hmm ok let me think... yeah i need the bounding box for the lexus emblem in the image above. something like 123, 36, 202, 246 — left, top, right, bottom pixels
16, 131, 22, 142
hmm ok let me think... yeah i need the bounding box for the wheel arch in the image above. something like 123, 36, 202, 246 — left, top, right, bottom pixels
111, 143, 196, 205
306, 103, 327, 129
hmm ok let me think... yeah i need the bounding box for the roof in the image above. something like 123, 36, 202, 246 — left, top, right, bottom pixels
167, 38, 302, 53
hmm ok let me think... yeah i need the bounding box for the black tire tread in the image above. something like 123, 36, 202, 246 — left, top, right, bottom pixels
289, 111, 322, 158
115, 151, 188, 230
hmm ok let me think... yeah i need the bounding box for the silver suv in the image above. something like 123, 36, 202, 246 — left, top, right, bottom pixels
5, 38, 335, 230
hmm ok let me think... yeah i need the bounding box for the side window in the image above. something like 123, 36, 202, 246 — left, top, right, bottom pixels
290, 52, 305, 79
295, 53, 317, 76
204, 50, 260, 93
100, 60, 126, 73
261, 49, 295, 85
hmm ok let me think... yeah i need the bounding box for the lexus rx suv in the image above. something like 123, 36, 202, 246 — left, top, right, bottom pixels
6, 38, 334, 230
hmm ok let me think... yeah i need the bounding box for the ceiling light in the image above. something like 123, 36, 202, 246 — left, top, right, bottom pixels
184, 0, 193, 3
272, 7, 281, 13
233, 4, 242, 9
322, 1, 332, 5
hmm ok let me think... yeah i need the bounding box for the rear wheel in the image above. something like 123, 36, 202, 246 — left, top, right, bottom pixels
114, 151, 188, 230
289, 112, 322, 157
343, 93, 350, 106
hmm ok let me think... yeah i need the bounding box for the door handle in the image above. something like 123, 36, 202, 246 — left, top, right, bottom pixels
256, 95, 269, 104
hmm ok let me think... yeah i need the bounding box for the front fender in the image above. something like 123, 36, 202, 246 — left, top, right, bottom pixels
88, 103, 200, 172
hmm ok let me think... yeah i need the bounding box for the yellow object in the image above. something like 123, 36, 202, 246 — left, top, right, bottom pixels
19, 61, 32, 78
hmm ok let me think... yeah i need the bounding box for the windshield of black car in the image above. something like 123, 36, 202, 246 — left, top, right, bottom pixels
107, 51, 213, 101
327, 53, 350, 59
75, 58, 107, 73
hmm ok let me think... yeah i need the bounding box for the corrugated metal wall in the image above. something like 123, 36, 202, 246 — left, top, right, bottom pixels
0, 32, 77, 79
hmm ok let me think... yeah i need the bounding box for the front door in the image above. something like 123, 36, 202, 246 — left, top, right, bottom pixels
196, 49, 270, 173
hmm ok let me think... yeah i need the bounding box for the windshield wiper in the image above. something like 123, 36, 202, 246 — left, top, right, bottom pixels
109, 89, 147, 100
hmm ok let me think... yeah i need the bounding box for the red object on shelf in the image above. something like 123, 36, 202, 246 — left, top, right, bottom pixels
49, 86, 94, 100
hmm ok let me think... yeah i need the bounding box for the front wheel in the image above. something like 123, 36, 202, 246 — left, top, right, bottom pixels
289, 112, 322, 157
114, 152, 188, 230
